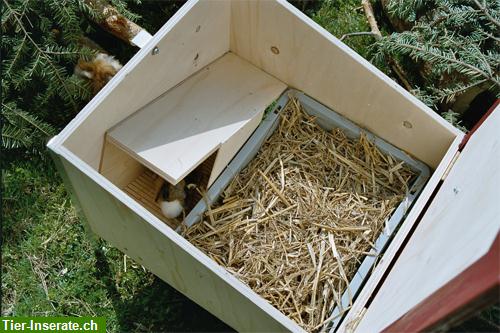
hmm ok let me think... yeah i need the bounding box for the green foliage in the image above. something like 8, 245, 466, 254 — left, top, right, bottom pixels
288, 0, 325, 17
373, 0, 500, 108
2, 0, 94, 155
441, 109, 467, 131
109, 0, 141, 22
1, 0, 144, 157
384, 0, 427, 22
312, 0, 374, 59
2, 101, 55, 150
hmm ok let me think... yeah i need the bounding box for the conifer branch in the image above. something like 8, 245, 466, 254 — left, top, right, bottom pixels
395, 42, 499, 86
5, 35, 26, 76
484, 31, 500, 43
2, 0, 144, 152
439, 78, 489, 102
473, 0, 500, 28
340, 32, 379, 41
3, 103, 54, 136
3, 0, 78, 111
378, 0, 499, 115
361, 0, 413, 91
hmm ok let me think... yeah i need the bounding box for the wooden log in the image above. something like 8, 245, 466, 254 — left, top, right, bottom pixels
84, 0, 148, 46
361, 0, 381, 38
361, 0, 413, 91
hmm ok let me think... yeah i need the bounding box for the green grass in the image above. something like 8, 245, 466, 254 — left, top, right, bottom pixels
2, 157, 233, 332
312, 0, 373, 59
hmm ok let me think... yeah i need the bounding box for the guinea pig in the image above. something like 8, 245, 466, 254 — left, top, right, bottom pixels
74, 53, 122, 93
158, 180, 186, 219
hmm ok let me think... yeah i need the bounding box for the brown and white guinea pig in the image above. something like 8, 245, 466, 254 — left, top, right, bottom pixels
74, 53, 122, 93
158, 180, 186, 219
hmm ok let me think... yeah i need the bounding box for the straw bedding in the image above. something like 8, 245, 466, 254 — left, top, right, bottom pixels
182, 97, 416, 332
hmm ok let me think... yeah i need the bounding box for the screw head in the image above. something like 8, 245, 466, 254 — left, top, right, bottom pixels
271, 46, 280, 55
151, 46, 160, 55
403, 121, 413, 129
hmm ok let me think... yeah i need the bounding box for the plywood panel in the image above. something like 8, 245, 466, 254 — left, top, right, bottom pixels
54, 146, 303, 332
354, 106, 500, 332
335, 134, 463, 333
99, 136, 145, 189
107, 53, 286, 185
230, 0, 461, 168
207, 110, 264, 186
62, 0, 231, 170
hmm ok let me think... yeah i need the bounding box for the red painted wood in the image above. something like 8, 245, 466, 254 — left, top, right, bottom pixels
382, 233, 500, 333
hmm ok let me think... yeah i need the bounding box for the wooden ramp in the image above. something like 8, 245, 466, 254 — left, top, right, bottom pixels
107, 52, 287, 186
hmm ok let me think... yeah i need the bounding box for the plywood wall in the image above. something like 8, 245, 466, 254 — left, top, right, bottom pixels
353, 106, 500, 332
99, 137, 145, 189
230, 0, 461, 168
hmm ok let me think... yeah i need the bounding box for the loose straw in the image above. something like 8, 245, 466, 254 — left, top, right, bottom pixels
183, 97, 415, 332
